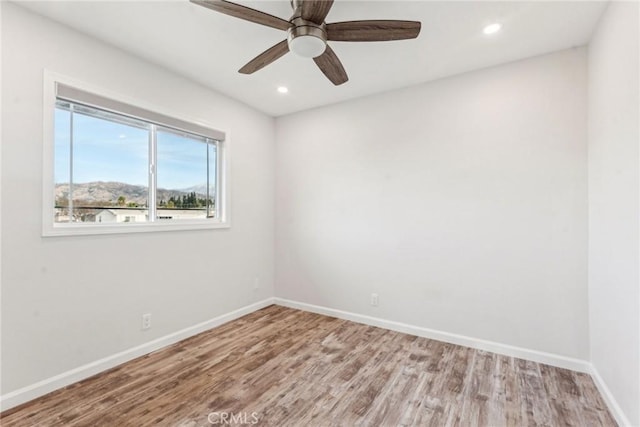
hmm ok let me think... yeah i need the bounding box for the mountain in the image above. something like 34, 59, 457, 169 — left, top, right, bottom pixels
55, 181, 211, 205
179, 184, 213, 196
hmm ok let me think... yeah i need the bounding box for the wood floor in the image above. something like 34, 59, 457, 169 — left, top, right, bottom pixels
1, 305, 616, 427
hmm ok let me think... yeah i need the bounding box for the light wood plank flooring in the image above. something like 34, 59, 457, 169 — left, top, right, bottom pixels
1, 305, 616, 426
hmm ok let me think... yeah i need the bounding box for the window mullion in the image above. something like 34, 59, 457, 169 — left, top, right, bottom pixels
69, 104, 75, 222
206, 139, 210, 218
216, 141, 221, 221
149, 124, 157, 222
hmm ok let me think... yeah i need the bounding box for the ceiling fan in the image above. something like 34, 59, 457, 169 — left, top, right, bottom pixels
190, 0, 421, 85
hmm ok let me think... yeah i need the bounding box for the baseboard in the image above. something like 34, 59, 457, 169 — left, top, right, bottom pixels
589, 365, 634, 427
0, 297, 276, 412
273, 298, 591, 373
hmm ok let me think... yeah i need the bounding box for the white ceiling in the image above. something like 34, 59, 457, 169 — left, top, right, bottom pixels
15, 0, 607, 116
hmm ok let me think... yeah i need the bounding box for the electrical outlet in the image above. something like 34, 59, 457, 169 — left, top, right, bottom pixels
253, 277, 260, 291
371, 293, 379, 307
142, 313, 151, 330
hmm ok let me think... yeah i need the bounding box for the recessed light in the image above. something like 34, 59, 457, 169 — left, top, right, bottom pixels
277, 86, 289, 94
483, 23, 502, 35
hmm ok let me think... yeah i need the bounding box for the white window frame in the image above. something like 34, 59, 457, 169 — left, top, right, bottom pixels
42, 71, 230, 237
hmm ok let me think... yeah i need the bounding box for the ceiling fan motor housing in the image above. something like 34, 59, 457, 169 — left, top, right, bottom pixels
287, 4, 327, 58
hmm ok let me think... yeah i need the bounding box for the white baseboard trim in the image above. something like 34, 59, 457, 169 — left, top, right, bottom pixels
0, 297, 276, 412
273, 298, 591, 373
589, 365, 633, 427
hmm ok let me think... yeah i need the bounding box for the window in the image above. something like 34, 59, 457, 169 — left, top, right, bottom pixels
43, 76, 228, 236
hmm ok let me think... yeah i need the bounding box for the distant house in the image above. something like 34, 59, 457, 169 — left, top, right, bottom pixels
95, 209, 208, 223
95, 209, 148, 223
156, 209, 209, 220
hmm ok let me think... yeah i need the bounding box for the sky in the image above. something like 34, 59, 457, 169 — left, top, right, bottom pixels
54, 106, 216, 190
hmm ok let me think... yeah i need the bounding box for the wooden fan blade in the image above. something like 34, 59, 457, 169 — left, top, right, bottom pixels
301, 0, 334, 25
313, 45, 348, 86
327, 20, 421, 42
190, 0, 290, 31
239, 40, 289, 74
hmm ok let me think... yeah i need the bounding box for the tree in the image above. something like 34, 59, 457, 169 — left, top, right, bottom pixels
117, 196, 126, 206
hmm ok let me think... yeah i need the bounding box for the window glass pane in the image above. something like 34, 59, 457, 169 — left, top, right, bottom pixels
208, 142, 217, 219
54, 102, 71, 223
54, 103, 150, 224
156, 128, 214, 220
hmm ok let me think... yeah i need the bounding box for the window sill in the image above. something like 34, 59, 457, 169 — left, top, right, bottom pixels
42, 220, 230, 237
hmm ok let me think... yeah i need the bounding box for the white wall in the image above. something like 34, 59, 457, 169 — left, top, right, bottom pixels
588, 2, 640, 425
0, 0, 4, 402
1, 3, 274, 395
276, 48, 589, 360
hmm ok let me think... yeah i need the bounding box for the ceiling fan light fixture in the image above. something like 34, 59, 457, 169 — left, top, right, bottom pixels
289, 34, 327, 58
287, 19, 327, 58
